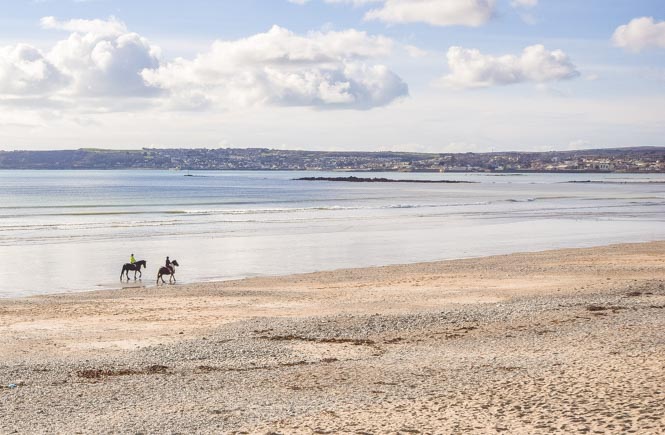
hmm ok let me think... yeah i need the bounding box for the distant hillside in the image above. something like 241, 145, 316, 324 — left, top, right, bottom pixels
0, 147, 663, 172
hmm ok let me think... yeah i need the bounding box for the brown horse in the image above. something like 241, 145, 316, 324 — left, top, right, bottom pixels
121, 260, 147, 281
157, 260, 179, 284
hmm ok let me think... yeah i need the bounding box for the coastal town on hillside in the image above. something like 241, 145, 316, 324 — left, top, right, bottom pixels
0, 146, 663, 173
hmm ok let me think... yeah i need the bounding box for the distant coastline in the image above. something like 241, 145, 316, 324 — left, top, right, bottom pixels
0, 146, 663, 173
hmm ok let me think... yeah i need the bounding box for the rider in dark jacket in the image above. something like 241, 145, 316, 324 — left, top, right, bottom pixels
165, 256, 171, 269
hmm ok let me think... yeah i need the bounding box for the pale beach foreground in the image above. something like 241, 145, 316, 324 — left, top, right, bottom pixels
1, 242, 665, 434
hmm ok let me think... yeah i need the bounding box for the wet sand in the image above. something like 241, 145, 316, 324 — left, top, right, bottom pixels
1, 241, 665, 433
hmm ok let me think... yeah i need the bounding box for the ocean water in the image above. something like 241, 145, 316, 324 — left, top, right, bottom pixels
0, 170, 664, 297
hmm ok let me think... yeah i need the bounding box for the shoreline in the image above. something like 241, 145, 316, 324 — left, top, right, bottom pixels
5, 239, 665, 300
2, 241, 665, 433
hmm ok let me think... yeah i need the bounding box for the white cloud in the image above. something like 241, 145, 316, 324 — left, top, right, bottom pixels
295, 0, 498, 27
442, 44, 580, 89
0, 17, 162, 102
405, 44, 428, 58
42, 17, 161, 97
142, 25, 407, 109
0, 44, 69, 95
364, 0, 496, 27
612, 17, 665, 52
1, 18, 407, 111
40, 16, 128, 36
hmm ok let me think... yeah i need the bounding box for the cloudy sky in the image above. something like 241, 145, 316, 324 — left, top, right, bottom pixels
1, 0, 664, 152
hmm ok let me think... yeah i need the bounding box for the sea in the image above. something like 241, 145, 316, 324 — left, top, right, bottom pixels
1, 170, 664, 298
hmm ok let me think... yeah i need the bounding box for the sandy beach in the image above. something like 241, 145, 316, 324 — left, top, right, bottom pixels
1, 241, 665, 433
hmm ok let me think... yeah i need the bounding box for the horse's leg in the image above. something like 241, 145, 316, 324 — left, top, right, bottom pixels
157, 273, 161, 285
121, 268, 124, 281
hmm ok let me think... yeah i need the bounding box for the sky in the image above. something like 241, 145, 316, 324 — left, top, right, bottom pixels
0, 0, 664, 152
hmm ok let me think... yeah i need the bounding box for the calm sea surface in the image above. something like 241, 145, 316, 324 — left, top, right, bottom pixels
1, 170, 663, 297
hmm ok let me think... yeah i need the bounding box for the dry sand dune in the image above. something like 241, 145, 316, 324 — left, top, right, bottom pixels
1, 241, 665, 433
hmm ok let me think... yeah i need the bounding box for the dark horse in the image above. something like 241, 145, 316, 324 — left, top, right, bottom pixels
157, 260, 179, 284
120, 260, 147, 281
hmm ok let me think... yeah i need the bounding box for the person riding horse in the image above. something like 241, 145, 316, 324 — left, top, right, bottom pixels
157, 258, 179, 284
121, 259, 147, 281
